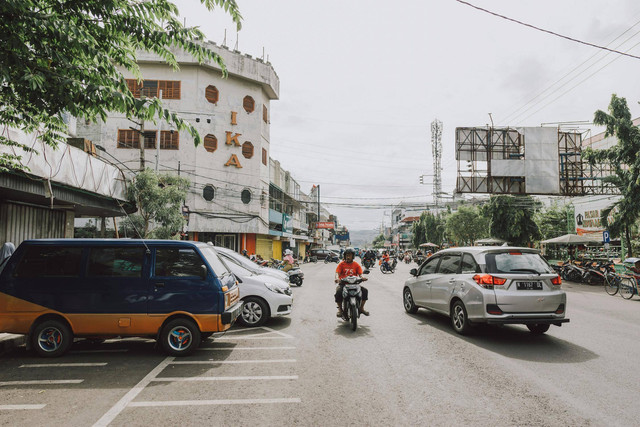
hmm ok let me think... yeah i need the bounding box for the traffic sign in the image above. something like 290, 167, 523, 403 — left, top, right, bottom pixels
603, 230, 610, 243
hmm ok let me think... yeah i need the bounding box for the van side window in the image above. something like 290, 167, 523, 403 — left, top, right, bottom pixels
14, 246, 83, 278
88, 247, 145, 277
155, 248, 203, 277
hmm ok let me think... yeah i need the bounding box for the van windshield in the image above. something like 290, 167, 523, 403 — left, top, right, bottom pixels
201, 247, 232, 278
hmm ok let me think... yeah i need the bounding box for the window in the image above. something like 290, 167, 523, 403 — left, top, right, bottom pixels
15, 246, 83, 278
262, 148, 267, 165
242, 141, 254, 159
160, 131, 179, 150
125, 79, 181, 99
205, 85, 219, 104
117, 129, 138, 149
203, 134, 217, 153
418, 256, 439, 276
155, 248, 204, 277
461, 253, 480, 274
200, 247, 232, 278
202, 185, 215, 201
263, 104, 268, 123
437, 254, 461, 274
485, 252, 553, 274
243, 95, 255, 113
241, 189, 252, 204
88, 247, 145, 277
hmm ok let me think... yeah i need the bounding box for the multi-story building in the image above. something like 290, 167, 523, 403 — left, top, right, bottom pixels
76, 42, 326, 260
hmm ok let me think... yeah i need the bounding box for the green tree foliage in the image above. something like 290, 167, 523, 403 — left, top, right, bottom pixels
411, 211, 446, 248
0, 0, 242, 170
372, 233, 386, 249
124, 168, 190, 239
486, 195, 541, 246
445, 205, 489, 246
536, 204, 571, 240
583, 94, 640, 256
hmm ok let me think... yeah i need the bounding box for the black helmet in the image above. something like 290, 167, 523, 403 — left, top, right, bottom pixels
343, 248, 355, 259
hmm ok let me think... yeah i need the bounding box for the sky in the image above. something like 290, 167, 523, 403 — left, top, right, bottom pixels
174, 0, 640, 231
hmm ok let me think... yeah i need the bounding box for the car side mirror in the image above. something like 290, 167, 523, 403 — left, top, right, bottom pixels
410, 268, 418, 276
200, 265, 208, 280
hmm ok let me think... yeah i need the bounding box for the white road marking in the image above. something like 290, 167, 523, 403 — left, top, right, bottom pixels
216, 336, 294, 340
261, 326, 295, 339
129, 398, 301, 407
0, 380, 84, 387
93, 356, 173, 427
0, 404, 46, 410
170, 359, 296, 365
198, 346, 296, 351
20, 363, 107, 368
71, 349, 129, 354
151, 375, 298, 382
214, 326, 295, 340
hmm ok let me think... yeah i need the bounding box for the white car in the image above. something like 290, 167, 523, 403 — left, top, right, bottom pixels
214, 246, 289, 282
218, 252, 293, 327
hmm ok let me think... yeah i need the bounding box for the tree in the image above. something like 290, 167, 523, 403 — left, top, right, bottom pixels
125, 168, 190, 239
372, 233, 386, 249
412, 211, 447, 248
536, 204, 571, 240
485, 195, 541, 246
583, 94, 640, 257
445, 205, 489, 246
0, 0, 242, 171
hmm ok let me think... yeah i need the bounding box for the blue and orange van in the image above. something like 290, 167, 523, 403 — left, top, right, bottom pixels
0, 239, 241, 357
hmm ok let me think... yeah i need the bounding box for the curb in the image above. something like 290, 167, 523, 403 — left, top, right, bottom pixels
0, 334, 27, 355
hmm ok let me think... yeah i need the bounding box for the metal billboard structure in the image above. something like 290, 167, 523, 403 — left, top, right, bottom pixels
455, 127, 618, 196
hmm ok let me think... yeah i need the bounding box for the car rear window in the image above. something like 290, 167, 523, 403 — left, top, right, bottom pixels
484, 252, 554, 274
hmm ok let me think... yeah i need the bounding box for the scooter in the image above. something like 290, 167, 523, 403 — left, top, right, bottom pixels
380, 258, 397, 274
287, 264, 304, 287
339, 272, 369, 331
362, 258, 375, 270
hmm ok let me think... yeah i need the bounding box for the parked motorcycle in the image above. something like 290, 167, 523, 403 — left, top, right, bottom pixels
324, 252, 340, 264
286, 264, 304, 287
339, 273, 369, 331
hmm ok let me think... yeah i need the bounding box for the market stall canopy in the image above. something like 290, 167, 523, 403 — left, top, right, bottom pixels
419, 242, 439, 248
541, 234, 601, 244
476, 238, 507, 245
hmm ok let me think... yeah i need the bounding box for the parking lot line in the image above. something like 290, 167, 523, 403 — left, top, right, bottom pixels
0, 380, 84, 386
129, 398, 301, 407
0, 404, 46, 410
20, 363, 107, 368
170, 359, 296, 365
217, 336, 294, 340
151, 375, 298, 382
198, 346, 296, 351
70, 349, 129, 354
93, 356, 174, 427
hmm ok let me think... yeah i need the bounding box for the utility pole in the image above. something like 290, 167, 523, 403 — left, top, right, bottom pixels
155, 90, 163, 172
139, 120, 145, 171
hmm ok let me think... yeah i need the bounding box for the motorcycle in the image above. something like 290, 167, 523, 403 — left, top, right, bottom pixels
403, 254, 411, 264
303, 255, 318, 263
286, 264, 304, 287
362, 257, 375, 270
380, 258, 397, 274
339, 272, 369, 331
414, 254, 425, 265
324, 252, 340, 264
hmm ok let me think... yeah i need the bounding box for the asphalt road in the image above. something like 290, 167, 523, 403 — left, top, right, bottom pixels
1, 260, 639, 426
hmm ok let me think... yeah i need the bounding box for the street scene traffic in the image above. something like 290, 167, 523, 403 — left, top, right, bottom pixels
3, 0, 640, 425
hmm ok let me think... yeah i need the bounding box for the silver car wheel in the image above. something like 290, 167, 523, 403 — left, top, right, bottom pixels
242, 301, 263, 325
453, 304, 465, 329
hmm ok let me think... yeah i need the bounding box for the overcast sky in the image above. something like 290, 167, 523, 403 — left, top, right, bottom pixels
174, 0, 640, 231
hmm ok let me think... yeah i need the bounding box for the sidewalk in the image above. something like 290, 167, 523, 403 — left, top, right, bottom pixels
0, 333, 26, 355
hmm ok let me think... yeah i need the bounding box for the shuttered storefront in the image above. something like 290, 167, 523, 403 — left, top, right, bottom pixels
0, 202, 67, 246
256, 236, 272, 261
271, 239, 282, 260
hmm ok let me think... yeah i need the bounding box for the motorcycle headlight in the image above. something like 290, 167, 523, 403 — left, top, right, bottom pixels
264, 282, 284, 294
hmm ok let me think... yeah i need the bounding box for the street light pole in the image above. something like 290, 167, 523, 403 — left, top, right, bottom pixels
155, 89, 163, 173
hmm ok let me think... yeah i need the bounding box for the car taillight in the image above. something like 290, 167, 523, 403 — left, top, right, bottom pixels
555, 304, 565, 314
473, 274, 507, 289
551, 275, 562, 285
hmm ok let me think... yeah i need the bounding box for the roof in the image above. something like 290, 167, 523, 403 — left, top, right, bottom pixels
400, 216, 420, 223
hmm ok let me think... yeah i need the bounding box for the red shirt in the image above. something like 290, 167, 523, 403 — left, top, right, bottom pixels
336, 261, 363, 279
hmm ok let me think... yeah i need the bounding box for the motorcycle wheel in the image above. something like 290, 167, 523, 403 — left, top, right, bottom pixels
350, 304, 358, 331
324, 259, 328, 264
380, 265, 385, 273
297, 280, 303, 287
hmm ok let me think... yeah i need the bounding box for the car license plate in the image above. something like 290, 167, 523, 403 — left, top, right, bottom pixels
516, 281, 543, 290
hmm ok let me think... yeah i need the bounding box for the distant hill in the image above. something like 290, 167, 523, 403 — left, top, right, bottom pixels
349, 229, 381, 248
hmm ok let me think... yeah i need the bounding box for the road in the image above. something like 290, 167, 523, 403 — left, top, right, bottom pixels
0, 260, 639, 426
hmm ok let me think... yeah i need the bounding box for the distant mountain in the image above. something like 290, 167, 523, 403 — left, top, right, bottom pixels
349, 229, 381, 248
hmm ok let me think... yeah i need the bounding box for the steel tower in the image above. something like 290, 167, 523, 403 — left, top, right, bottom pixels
431, 119, 443, 206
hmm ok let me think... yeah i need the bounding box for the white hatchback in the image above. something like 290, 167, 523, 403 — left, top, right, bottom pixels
403, 246, 569, 335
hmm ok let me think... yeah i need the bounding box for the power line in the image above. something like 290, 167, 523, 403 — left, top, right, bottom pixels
455, 0, 640, 61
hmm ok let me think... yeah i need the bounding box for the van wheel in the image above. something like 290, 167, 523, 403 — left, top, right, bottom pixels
526, 324, 550, 334
451, 300, 472, 335
32, 320, 73, 357
238, 297, 270, 327
160, 318, 200, 356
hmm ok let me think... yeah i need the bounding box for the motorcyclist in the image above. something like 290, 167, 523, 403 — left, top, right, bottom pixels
283, 249, 295, 272
363, 249, 376, 267
335, 248, 369, 317
381, 251, 391, 271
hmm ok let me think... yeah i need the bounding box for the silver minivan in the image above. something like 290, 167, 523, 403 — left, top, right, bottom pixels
403, 247, 569, 335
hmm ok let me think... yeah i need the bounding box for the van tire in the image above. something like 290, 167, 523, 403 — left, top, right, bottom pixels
32, 319, 73, 357
238, 297, 270, 327
160, 318, 201, 356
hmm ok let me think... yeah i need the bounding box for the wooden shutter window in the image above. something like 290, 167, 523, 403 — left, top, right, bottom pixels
243, 96, 255, 113
242, 141, 254, 159
262, 148, 267, 165
263, 105, 268, 123
143, 131, 156, 149
117, 129, 139, 149
205, 85, 219, 104
125, 79, 141, 98
204, 134, 218, 152
159, 80, 181, 99
160, 131, 179, 150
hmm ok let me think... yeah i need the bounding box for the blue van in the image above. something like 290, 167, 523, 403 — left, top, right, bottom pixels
0, 239, 241, 357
